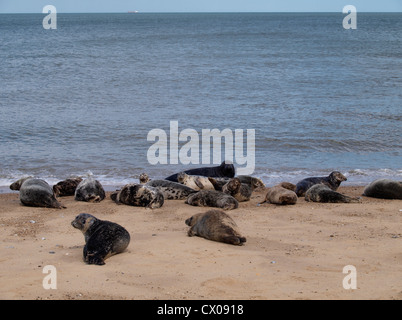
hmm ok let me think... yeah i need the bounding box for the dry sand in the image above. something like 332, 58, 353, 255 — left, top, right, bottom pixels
0, 186, 401, 300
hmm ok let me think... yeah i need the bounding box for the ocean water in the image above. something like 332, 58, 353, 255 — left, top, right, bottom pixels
0, 13, 401, 190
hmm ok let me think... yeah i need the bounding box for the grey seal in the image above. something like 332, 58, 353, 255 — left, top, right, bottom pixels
145, 179, 196, 200
305, 184, 360, 203
74, 177, 106, 203
221, 178, 253, 202
295, 171, 347, 197
185, 190, 239, 210
185, 210, 246, 246
139, 173, 150, 184
53, 177, 83, 197
71, 213, 130, 265
259, 185, 298, 205
10, 177, 64, 209
177, 172, 215, 191
165, 161, 235, 182
363, 179, 402, 200
111, 183, 164, 208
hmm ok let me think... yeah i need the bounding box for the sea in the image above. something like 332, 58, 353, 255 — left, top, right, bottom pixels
0, 13, 401, 191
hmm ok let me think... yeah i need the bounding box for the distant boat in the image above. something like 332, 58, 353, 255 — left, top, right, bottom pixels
128, 11, 139, 13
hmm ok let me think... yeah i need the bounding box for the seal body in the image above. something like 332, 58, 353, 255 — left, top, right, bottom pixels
295, 171, 347, 197
260, 185, 297, 205
111, 183, 164, 208
236, 175, 266, 190
185, 210, 246, 245
71, 213, 130, 265
222, 178, 253, 202
363, 179, 402, 200
305, 184, 360, 203
145, 180, 196, 200
165, 161, 235, 182
177, 172, 215, 191
74, 177, 106, 203
185, 190, 239, 210
53, 177, 83, 197
11, 177, 64, 209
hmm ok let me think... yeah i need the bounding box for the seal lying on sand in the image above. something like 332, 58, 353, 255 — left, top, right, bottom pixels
363, 179, 402, 200
305, 184, 360, 203
185, 190, 239, 210
177, 172, 215, 191
71, 213, 130, 265
295, 171, 347, 197
145, 180, 196, 200
111, 184, 164, 208
165, 161, 235, 182
75, 177, 106, 203
10, 177, 64, 209
209, 175, 265, 191
222, 178, 253, 202
259, 185, 298, 205
53, 177, 83, 197
185, 210, 246, 246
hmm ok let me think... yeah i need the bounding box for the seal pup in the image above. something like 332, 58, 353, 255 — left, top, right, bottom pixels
259, 185, 298, 205
71, 213, 130, 265
185, 210, 246, 246
363, 179, 402, 200
74, 177, 106, 203
305, 184, 360, 203
145, 179, 196, 200
185, 190, 239, 210
111, 183, 164, 208
221, 178, 253, 202
10, 177, 65, 209
177, 172, 215, 191
295, 171, 347, 197
139, 173, 150, 184
53, 177, 83, 197
165, 161, 235, 182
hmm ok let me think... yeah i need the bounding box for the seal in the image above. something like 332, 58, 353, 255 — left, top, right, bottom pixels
305, 184, 360, 203
221, 178, 253, 202
53, 177, 83, 197
185, 190, 239, 210
164, 161, 235, 182
71, 213, 130, 265
259, 185, 298, 205
10, 177, 65, 209
207, 177, 231, 191
74, 177, 106, 203
185, 210, 246, 245
177, 172, 215, 191
278, 182, 297, 192
111, 183, 164, 208
363, 179, 402, 200
295, 171, 347, 197
139, 173, 150, 184
236, 175, 266, 190
145, 179, 196, 200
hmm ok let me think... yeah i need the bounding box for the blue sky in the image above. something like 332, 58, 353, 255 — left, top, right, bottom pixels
0, 0, 401, 13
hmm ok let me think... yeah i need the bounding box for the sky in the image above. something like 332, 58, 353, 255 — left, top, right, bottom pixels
0, 0, 401, 13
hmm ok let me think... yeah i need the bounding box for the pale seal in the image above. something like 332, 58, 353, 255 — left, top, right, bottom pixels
177, 172, 215, 191
259, 185, 298, 205
185, 210, 246, 246
185, 190, 239, 210
111, 183, 164, 208
71, 213, 130, 265
222, 178, 253, 202
53, 177, 83, 197
145, 179, 196, 200
74, 177, 106, 203
165, 161, 235, 182
363, 179, 402, 200
295, 171, 347, 197
305, 184, 360, 203
10, 177, 64, 209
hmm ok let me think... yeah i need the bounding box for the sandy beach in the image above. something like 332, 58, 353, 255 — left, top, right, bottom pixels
0, 186, 401, 300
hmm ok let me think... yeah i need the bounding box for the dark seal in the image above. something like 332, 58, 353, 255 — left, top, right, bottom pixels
305, 184, 360, 203
221, 178, 253, 202
111, 183, 164, 208
74, 177, 106, 203
295, 171, 347, 197
363, 179, 402, 200
53, 177, 83, 197
185, 190, 239, 210
185, 210, 246, 246
71, 213, 130, 265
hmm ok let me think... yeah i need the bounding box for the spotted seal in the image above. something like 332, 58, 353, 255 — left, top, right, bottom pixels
259, 185, 298, 205
363, 179, 402, 200
185, 210, 246, 246
111, 183, 164, 208
305, 184, 360, 203
145, 179, 196, 200
295, 171, 347, 197
165, 161, 235, 182
10, 177, 65, 209
185, 190, 239, 210
74, 177, 106, 203
221, 178, 253, 202
53, 177, 83, 197
71, 213, 130, 265
177, 172, 215, 191
139, 173, 150, 184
